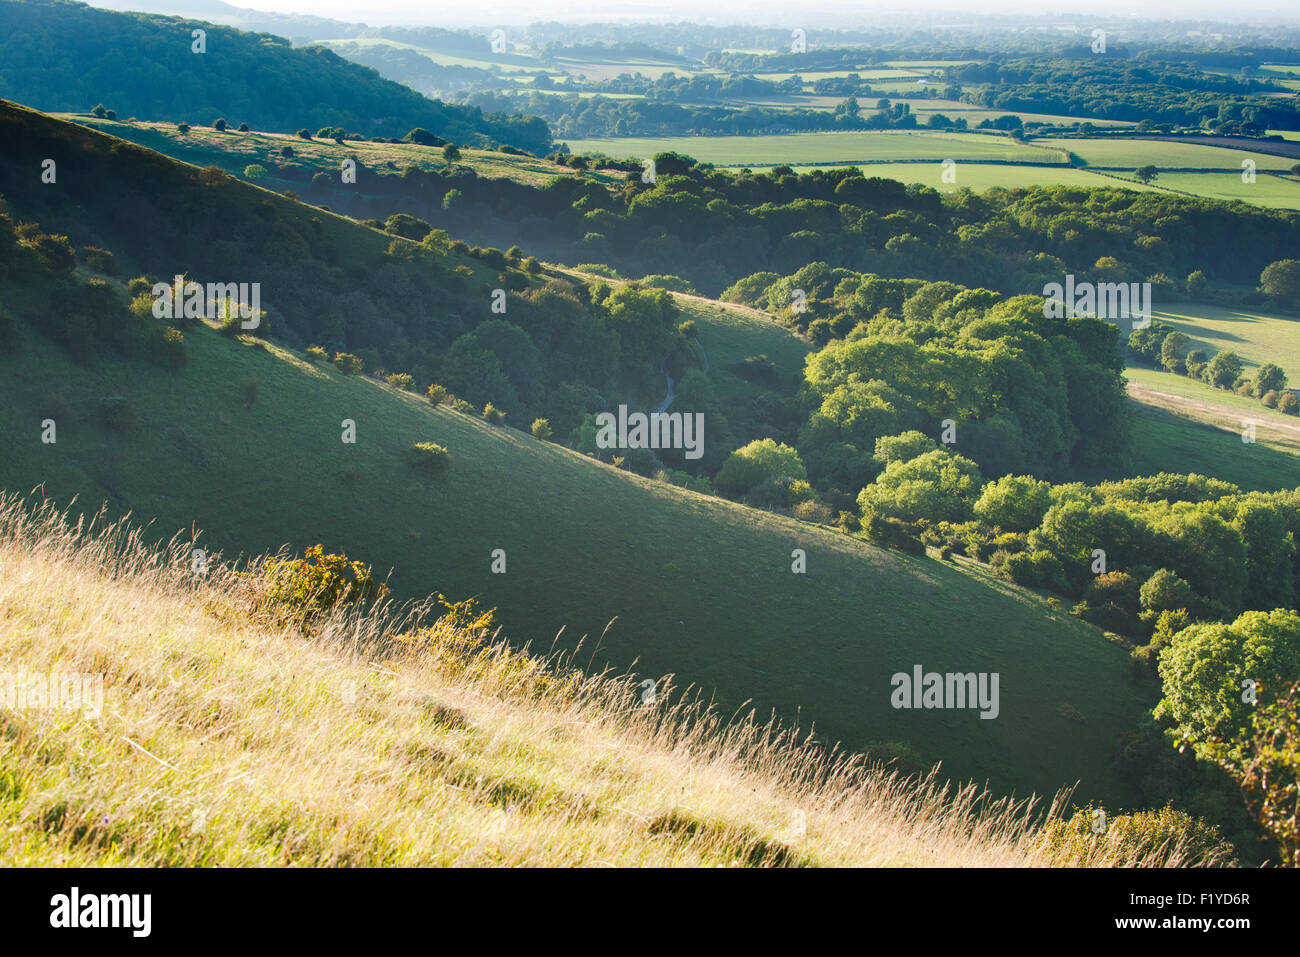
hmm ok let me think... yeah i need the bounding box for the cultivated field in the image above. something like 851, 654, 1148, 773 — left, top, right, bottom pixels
566, 130, 1068, 166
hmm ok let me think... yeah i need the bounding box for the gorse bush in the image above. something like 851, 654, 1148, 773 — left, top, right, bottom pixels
332, 352, 363, 374
260, 544, 389, 623
1038, 805, 1235, 867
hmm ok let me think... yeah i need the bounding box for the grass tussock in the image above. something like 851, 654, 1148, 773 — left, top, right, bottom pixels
0, 493, 1231, 867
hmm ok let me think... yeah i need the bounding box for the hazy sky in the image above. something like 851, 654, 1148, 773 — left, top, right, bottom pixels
201, 0, 1300, 28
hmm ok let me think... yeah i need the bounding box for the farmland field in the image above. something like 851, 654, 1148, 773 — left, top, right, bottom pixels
566, 130, 1068, 165
1122, 367, 1300, 490
1145, 303, 1300, 374
1036, 136, 1297, 171
786, 162, 1158, 192
1103, 170, 1300, 209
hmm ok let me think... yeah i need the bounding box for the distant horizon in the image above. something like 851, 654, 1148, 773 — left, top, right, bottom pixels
81, 0, 1300, 30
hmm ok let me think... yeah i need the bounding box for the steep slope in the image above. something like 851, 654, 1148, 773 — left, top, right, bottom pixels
1, 496, 1223, 867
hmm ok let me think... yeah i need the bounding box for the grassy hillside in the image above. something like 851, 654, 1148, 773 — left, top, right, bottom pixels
0, 321, 1150, 804
0, 497, 1220, 866
0, 94, 1161, 806
1148, 303, 1300, 374
56, 114, 588, 189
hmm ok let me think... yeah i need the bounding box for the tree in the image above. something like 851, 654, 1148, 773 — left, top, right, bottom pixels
384, 213, 432, 241
1185, 270, 1208, 299
714, 439, 807, 499
973, 474, 1052, 532
874, 430, 938, 464
243, 164, 268, 180
1206, 680, 1300, 865
1160, 331, 1190, 374
91, 103, 107, 118
1261, 260, 1300, 308
857, 449, 984, 525
1206, 351, 1243, 389
213, 117, 228, 131
530, 418, 552, 440
176, 122, 190, 134
1156, 609, 1300, 755
1134, 165, 1159, 184
443, 144, 461, 162
1140, 568, 1194, 616
296, 128, 313, 140
1254, 363, 1288, 397
238, 122, 250, 132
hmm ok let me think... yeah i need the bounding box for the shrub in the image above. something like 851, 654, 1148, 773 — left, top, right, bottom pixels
385, 372, 415, 392
1279, 392, 1300, 415
261, 544, 389, 623
213, 118, 228, 131
530, 418, 552, 440
1262, 390, 1280, 408
426, 384, 449, 406
305, 345, 329, 362
296, 128, 312, 140
451, 398, 474, 414
715, 439, 807, 498
793, 500, 834, 525
384, 213, 432, 241
176, 123, 190, 134
482, 403, 506, 424
239, 378, 259, 407
332, 352, 363, 374
1038, 805, 1234, 867
862, 514, 926, 555
76, 245, 117, 274
407, 441, 450, 475
443, 144, 461, 161
154, 327, 187, 369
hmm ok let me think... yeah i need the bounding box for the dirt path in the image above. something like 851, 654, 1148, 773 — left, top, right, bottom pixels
1127, 382, 1300, 440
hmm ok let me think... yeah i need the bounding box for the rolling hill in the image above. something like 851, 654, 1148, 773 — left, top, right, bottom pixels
0, 99, 1152, 805
0, 0, 549, 151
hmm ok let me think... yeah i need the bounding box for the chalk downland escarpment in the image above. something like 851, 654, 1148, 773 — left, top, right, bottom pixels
0, 97, 1147, 805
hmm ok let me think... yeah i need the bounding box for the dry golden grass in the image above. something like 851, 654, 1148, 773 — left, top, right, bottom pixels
0, 493, 1228, 867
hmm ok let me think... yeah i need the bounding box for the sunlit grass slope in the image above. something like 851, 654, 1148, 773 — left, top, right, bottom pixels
0, 497, 1222, 867
0, 319, 1149, 805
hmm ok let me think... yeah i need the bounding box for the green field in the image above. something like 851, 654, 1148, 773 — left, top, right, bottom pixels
1121, 367, 1300, 491
1147, 302, 1300, 374
0, 320, 1147, 806
785, 162, 1158, 193
566, 130, 1067, 166
1037, 137, 1297, 171
1103, 170, 1300, 209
